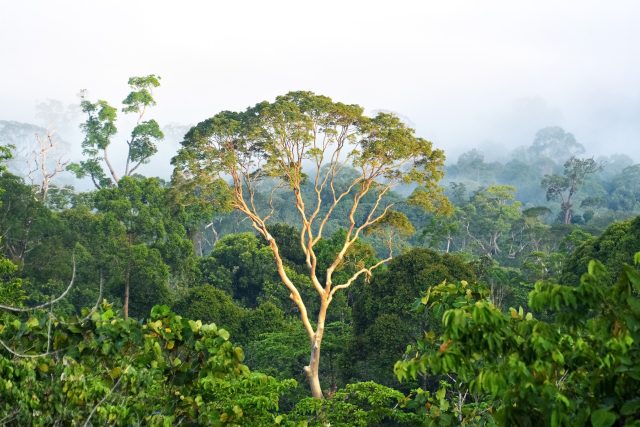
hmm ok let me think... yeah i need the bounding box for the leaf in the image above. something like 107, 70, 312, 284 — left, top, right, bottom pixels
624, 265, 640, 292
218, 328, 230, 341
552, 351, 565, 364
590, 408, 617, 427
627, 296, 640, 316
110, 367, 122, 379
621, 398, 640, 416
101, 342, 111, 355
421, 288, 432, 305
26, 317, 39, 328
189, 319, 202, 333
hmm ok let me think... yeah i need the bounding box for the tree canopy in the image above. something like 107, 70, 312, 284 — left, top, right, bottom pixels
173, 91, 451, 398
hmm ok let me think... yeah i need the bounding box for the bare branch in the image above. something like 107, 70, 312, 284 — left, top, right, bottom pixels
0, 255, 76, 312
329, 256, 391, 299
0, 337, 61, 359
83, 365, 130, 427
79, 273, 104, 324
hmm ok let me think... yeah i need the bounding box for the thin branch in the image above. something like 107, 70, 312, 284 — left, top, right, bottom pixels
0, 409, 19, 425
0, 255, 76, 312
102, 148, 119, 183
79, 273, 104, 324
127, 157, 151, 176
0, 337, 61, 359
46, 296, 53, 353
83, 366, 129, 427
329, 256, 391, 299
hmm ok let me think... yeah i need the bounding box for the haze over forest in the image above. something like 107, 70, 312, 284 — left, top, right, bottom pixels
2, 2, 640, 425
2, 0, 640, 182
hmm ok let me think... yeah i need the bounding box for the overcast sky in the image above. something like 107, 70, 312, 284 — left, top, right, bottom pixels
1, 0, 639, 178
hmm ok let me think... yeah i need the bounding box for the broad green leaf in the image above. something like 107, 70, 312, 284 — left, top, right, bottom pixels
590, 408, 617, 427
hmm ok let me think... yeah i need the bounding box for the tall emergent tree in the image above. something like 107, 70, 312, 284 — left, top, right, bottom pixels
541, 157, 601, 224
68, 75, 164, 188
172, 91, 450, 398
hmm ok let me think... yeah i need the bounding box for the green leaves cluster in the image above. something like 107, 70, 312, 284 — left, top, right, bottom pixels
287, 381, 420, 426
0, 303, 294, 426
395, 254, 640, 426
69, 75, 164, 188
173, 90, 451, 220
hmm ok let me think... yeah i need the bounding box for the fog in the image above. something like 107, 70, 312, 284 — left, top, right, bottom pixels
1, 0, 639, 183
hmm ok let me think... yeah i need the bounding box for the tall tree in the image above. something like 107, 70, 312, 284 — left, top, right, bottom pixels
28, 131, 69, 202
68, 75, 163, 188
93, 176, 174, 318
461, 185, 522, 257
173, 91, 450, 398
542, 157, 601, 224
528, 126, 585, 162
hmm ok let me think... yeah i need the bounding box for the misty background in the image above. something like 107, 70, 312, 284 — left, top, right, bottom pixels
1, 0, 639, 187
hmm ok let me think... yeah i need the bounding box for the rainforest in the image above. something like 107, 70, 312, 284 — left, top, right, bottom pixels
2, 2, 640, 426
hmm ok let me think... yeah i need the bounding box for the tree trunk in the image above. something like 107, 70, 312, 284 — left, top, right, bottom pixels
123, 237, 132, 319
563, 204, 572, 225
123, 279, 129, 320
304, 298, 329, 399
304, 335, 324, 399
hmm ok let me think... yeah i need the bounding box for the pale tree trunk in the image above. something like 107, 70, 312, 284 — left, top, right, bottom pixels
304, 297, 329, 399
305, 334, 324, 399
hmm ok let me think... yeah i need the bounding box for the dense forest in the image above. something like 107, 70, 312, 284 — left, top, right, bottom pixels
1, 77, 639, 426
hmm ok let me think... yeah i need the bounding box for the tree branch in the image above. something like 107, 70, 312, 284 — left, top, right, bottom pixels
83, 365, 129, 427
0, 255, 76, 312
329, 256, 391, 299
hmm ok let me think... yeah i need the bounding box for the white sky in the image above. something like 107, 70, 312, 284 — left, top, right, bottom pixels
1, 0, 639, 179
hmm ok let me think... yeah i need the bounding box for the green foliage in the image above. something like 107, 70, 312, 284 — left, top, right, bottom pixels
542, 157, 601, 224
91, 176, 197, 317
562, 215, 640, 285
0, 257, 25, 306
462, 185, 523, 257
247, 321, 350, 387
0, 303, 294, 425
173, 285, 247, 340
349, 249, 476, 387
123, 245, 171, 318
68, 75, 164, 187
396, 254, 640, 426
198, 232, 275, 306
607, 164, 640, 212
287, 381, 420, 426
121, 75, 161, 114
